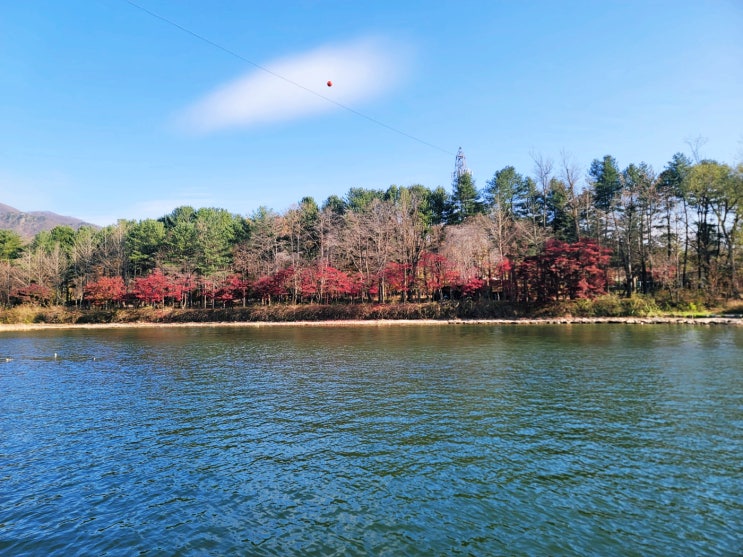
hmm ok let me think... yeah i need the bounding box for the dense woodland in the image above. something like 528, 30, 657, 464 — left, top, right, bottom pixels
1, 151, 741, 314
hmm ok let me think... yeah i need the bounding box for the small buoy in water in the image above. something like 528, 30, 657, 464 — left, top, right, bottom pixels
327, 80, 333, 87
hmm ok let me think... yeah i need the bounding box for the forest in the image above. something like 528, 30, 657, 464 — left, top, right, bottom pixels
1, 151, 741, 317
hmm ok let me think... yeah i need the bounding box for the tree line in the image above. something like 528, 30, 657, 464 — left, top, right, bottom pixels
1, 150, 741, 310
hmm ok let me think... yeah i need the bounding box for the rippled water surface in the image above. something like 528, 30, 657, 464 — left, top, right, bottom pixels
1, 324, 741, 556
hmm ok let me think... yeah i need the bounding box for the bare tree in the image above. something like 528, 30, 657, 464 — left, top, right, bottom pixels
17, 244, 68, 303
439, 217, 496, 285
559, 150, 584, 240
685, 135, 708, 163
338, 199, 396, 301
392, 189, 432, 301
532, 151, 554, 229
97, 221, 128, 278
70, 227, 98, 304
0, 260, 23, 306
233, 208, 284, 280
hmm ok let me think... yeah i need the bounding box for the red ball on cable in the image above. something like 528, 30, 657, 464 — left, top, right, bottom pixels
326, 80, 333, 87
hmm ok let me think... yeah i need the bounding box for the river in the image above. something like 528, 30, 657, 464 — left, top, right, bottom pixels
1, 324, 741, 556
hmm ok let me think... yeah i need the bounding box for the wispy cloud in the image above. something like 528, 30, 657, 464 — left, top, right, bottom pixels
178, 37, 408, 133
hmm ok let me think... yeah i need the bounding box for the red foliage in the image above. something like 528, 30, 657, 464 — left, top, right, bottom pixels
495, 257, 512, 276
298, 267, 318, 300
515, 239, 611, 301
346, 272, 365, 299
171, 274, 197, 307
319, 266, 353, 301
490, 257, 515, 299
383, 262, 412, 297
132, 269, 177, 306
299, 265, 354, 302
251, 275, 273, 302
84, 276, 126, 307
515, 257, 540, 302
460, 276, 486, 297
570, 239, 612, 298
214, 274, 250, 306
252, 267, 295, 303
417, 251, 459, 298
11, 283, 54, 305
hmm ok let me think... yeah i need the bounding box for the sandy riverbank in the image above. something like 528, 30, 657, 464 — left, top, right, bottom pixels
1, 316, 741, 332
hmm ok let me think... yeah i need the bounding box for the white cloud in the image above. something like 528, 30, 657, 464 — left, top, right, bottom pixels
178, 37, 408, 133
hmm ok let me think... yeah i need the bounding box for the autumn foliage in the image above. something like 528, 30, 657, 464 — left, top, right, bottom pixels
72, 238, 611, 312
11, 283, 54, 306
515, 239, 611, 302
3, 151, 741, 315
84, 276, 126, 307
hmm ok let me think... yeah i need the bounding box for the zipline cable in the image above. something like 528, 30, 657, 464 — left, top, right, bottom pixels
123, 0, 455, 156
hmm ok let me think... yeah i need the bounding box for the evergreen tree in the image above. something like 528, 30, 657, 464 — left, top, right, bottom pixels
126, 219, 165, 277
545, 177, 577, 241
428, 186, 449, 225
484, 166, 528, 217
589, 155, 623, 212
322, 195, 346, 216
344, 187, 385, 212
0, 230, 24, 260
447, 172, 484, 224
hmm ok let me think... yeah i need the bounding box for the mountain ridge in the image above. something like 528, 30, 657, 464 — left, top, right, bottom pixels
0, 203, 98, 240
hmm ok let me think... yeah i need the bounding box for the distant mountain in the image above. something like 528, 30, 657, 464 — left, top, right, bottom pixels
0, 203, 99, 241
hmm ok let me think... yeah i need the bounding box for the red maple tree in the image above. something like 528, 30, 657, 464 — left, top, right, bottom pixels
417, 251, 459, 300
11, 283, 54, 306
84, 276, 126, 308
515, 239, 611, 301
132, 269, 172, 306
253, 267, 295, 304
213, 274, 250, 307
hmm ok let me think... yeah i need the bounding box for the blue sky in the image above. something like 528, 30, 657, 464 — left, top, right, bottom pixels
1, 0, 742, 226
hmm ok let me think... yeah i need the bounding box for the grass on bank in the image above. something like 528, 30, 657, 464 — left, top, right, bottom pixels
1, 294, 741, 325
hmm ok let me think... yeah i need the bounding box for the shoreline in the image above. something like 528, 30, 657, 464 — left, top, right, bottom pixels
1, 316, 742, 332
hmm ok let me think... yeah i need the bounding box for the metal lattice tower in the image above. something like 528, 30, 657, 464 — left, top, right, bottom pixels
452, 146, 471, 182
